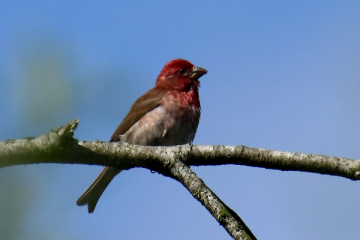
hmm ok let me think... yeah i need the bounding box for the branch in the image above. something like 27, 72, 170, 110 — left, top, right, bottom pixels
0, 120, 257, 239
2, 119, 360, 239
149, 151, 257, 240
186, 145, 360, 180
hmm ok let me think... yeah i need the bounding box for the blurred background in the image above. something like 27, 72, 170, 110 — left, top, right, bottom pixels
1, 1, 360, 239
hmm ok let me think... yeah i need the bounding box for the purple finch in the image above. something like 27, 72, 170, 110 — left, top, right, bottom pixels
77, 59, 207, 213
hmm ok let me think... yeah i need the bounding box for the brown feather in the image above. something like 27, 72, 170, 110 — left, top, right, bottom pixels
109, 88, 167, 142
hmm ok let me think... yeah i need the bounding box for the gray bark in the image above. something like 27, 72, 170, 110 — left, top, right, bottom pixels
2, 119, 360, 239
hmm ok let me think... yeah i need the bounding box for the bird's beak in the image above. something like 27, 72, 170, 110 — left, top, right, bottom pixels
190, 66, 207, 80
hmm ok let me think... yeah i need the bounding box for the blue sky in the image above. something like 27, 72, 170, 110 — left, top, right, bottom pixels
1, 1, 360, 239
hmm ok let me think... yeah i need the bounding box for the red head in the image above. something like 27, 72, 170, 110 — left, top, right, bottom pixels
155, 59, 207, 91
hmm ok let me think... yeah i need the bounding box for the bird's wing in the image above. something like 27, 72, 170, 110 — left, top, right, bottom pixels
110, 88, 167, 142
77, 88, 168, 213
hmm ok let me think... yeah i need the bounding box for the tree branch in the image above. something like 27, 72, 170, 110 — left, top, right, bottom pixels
186, 145, 360, 180
1, 119, 360, 239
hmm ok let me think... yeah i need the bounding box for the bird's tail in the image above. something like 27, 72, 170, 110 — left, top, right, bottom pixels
76, 166, 122, 213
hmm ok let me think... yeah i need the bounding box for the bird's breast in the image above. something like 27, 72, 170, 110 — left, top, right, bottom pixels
120, 92, 200, 146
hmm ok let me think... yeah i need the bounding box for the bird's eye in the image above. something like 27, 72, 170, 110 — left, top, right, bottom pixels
178, 69, 185, 74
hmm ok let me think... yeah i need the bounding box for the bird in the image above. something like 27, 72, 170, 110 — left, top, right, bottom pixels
76, 59, 207, 213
